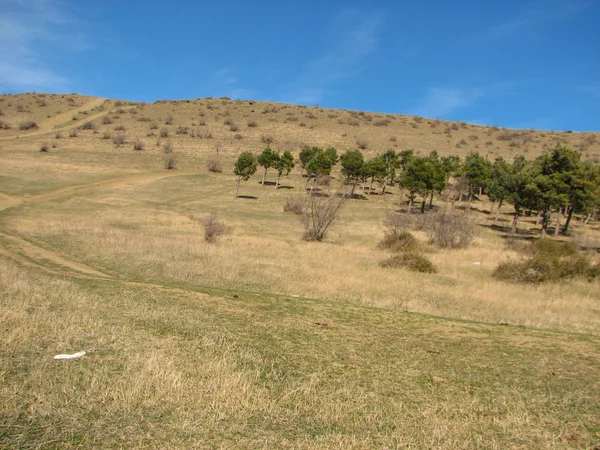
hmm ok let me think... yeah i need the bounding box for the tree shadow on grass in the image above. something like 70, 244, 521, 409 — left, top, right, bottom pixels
276, 185, 294, 190
236, 195, 258, 200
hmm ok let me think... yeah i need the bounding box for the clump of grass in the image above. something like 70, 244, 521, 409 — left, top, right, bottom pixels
378, 231, 421, 253
379, 252, 437, 273
493, 239, 597, 283
19, 121, 38, 131
160, 127, 169, 138
114, 124, 126, 131
247, 120, 258, 128
206, 159, 222, 173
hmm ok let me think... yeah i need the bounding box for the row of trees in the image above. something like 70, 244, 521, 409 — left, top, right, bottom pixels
233, 144, 600, 237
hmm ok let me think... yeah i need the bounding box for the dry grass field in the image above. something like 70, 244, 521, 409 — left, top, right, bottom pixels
1, 93, 600, 448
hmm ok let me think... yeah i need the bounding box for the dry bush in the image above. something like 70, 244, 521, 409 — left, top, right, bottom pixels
149, 122, 158, 130
379, 253, 436, 273
283, 195, 305, 215
302, 193, 346, 241
247, 120, 258, 127
234, 133, 243, 140
102, 115, 112, 125
160, 127, 169, 138
493, 239, 597, 283
378, 231, 421, 253
421, 211, 477, 248
69, 129, 78, 138
102, 131, 111, 140
114, 124, 126, 131
229, 122, 239, 132
206, 159, 222, 173
261, 134, 274, 144
374, 119, 391, 127
55, 132, 62, 139
165, 114, 173, 125
175, 126, 189, 135
19, 121, 38, 131
113, 131, 126, 147
80, 121, 96, 131
39, 142, 49, 152
382, 211, 416, 236
356, 139, 368, 149
201, 215, 226, 243
163, 141, 177, 169
132, 139, 144, 151
0, 120, 10, 129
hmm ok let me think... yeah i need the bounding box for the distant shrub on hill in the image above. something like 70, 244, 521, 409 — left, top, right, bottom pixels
19, 121, 38, 131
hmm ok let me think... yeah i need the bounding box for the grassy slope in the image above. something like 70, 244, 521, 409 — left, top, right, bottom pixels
1, 93, 600, 448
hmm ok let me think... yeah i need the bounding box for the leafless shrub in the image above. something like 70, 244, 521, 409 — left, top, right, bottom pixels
55, 132, 62, 139
301, 193, 347, 241
0, 120, 9, 129
69, 129, 78, 138
149, 122, 158, 130
113, 131, 126, 146
284, 195, 305, 215
234, 133, 243, 140
201, 215, 226, 242
247, 120, 258, 127
165, 114, 174, 125
223, 118, 233, 125
382, 211, 417, 237
206, 159, 222, 172
374, 119, 391, 126
19, 121, 38, 131
102, 116, 112, 125
102, 131, 112, 140
163, 141, 177, 169
160, 127, 169, 138
132, 138, 144, 150
114, 124, 126, 131
39, 142, 49, 152
198, 119, 206, 126
261, 134, 274, 144
347, 119, 360, 127
175, 126, 189, 135
80, 121, 96, 131
229, 122, 239, 131
356, 139, 368, 149
421, 211, 477, 248
299, 122, 306, 127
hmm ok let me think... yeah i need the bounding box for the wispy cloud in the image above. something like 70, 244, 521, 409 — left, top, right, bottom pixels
477, 0, 593, 42
0, 0, 87, 92
281, 8, 383, 105
211, 68, 256, 100
415, 87, 484, 118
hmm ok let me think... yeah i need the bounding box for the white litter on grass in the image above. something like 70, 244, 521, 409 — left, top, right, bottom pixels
473, 262, 481, 265
53, 351, 86, 360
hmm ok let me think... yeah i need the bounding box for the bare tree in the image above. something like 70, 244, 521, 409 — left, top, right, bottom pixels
301, 192, 347, 241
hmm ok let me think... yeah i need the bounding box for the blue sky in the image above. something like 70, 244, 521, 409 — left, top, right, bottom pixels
1, 0, 599, 131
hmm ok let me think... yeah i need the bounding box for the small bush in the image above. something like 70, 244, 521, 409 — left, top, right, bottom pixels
163, 140, 173, 154
132, 138, 144, 150
247, 120, 258, 127
302, 193, 346, 241
202, 215, 226, 243
378, 231, 421, 253
55, 132, 62, 139
113, 131, 126, 146
379, 253, 436, 273
80, 121, 96, 130
261, 134, 274, 144
0, 120, 10, 129
421, 211, 477, 248
284, 195, 305, 215
175, 126, 188, 135
39, 142, 49, 152
114, 124, 126, 131
19, 121, 38, 131
165, 114, 173, 125
206, 159, 222, 173
102, 131, 112, 140
234, 133, 243, 140
493, 239, 595, 284
149, 122, 158, 130
69, 129, 78, 138
160, 127, 169, 138
102, 116, 112, 125
356, 139, 368, 149
382, 212, 416, 236
229, 122, 239, 131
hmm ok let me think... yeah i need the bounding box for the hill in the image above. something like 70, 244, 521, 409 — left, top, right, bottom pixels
1, 92, 599, 448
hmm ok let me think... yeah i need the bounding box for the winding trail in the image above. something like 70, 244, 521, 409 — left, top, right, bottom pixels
0, 170, 186, 279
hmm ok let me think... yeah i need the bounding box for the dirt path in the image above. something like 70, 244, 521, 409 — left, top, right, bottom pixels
0, 98, 134, 142
0, 170, 188, 278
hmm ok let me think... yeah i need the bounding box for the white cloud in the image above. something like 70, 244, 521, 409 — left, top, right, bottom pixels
415, 87, 483, 118
0, 0, 86, 92
281, 8, 383, 105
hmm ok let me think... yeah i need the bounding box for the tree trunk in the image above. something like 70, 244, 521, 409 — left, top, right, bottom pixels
536, 212, 541, 225
429, 191, 434, 209
479, 186, 482, 196
235, 177, 241, 198
554, 208, 562, 237
458, 193, 463, 203
541, 210, 549, 238
368, 176, 375, 195
467, 192, 473, 211
511, 211, 519, 234
262, 168, 268, 185
494, 198, 503, 222
584, 211, 592, 225
350, 182, 356, 197
450, 198, 455, 212
490, 199, 496, 216
275, 174, 281, 190
561, 206, 574, 235
309, 178, 316, 196
421, 196, 426, 214
407, 198, 413, 214
398, 188, 405, 207
381, 176, 389, 195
